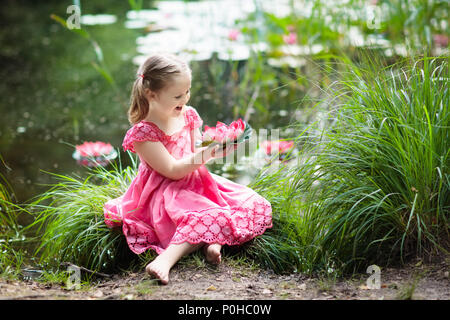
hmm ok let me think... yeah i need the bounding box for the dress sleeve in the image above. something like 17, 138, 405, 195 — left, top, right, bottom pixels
122, 122, 164, 153
186, 106, 203, 130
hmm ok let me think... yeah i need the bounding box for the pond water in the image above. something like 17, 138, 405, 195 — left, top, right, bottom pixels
0, 0, 302, 207
1, 0, 446, 209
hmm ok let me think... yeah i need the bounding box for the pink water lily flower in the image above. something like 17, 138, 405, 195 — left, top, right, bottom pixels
203, 125, 217, 141
283, 32, 297, 45
202, 119, 246, 144
228, 118, 245, 140
433, 34, 448, 47
73, 141, 117, 167
261, 140, 294, 155
215, 121, 229, 143
76, 141, 113, 157
228, 29, 240, 41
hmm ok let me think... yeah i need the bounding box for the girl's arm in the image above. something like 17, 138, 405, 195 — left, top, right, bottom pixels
191, 127, 203, 153
134, 140, 220, 180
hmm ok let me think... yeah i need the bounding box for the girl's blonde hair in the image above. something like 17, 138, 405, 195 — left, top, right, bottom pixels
128, 53, 191, 124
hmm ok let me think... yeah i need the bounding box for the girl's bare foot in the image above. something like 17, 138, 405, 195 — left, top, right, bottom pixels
204, 244, 222, 265
145, 242, 204, 284
145, 258, 171, 285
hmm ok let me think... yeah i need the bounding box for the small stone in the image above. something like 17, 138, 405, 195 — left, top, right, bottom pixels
262, 289, 272, 295
388, 283, 399, 290
92, 289, 104, 298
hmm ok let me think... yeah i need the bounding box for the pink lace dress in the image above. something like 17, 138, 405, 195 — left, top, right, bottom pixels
103, 106, 272, 255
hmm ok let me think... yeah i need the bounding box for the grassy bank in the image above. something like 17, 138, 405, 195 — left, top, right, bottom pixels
247, 55, 449, 275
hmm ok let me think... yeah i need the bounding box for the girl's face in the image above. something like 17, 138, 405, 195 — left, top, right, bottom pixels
149, 72, 191, 120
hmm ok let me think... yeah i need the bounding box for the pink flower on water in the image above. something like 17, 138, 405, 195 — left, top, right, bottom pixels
76, 141, 113, 157
261, 140, 294, 155
283, 32, 297, 45
73, 141, 117, 167
228, 29, 240, 41
433, 34, 449, 47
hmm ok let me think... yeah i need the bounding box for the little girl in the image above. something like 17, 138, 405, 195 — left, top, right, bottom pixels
103, 53, 272, 284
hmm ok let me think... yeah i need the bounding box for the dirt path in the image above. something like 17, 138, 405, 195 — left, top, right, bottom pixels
1, 257, 448, 300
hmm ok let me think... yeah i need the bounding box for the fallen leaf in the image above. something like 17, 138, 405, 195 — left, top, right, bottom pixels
358, 285, 369, 290
206, 285, 217, 291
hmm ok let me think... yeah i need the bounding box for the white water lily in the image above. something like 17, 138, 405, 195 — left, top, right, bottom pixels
394, 44, 408, 57
126, 10, 161, 21
217, 45, 250, 61
347, 26, 366, 47
268, 56, 306, 68
365, 35, 391, 47
132, 55, 148, 66
80, 14, 117, 26
279, 44, 324, 56
124, 20, 149, 29
179, 51, 214, 62
250, 42, 269, 53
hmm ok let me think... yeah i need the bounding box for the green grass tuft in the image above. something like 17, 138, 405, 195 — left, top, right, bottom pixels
248, 55, 449, 275
27, 152, 140, 273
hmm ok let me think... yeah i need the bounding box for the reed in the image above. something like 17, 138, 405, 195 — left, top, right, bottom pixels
27, 152, 139, 272
248, 55, 449, 275
0, 242, 24, 279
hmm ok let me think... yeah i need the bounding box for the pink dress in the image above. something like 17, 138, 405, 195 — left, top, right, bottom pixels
103, 106, 272, 255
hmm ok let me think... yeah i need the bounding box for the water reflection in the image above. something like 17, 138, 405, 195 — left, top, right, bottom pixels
1, 0, 447, 203
127, 0, 261, 63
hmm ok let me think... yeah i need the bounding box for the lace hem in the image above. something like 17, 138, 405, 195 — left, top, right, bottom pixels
170, 200, 272, 246
117, 199, 272, 255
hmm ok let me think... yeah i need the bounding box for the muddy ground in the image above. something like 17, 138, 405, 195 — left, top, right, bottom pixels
0, 256, 448, 301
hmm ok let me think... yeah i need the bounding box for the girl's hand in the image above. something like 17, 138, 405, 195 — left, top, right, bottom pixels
201, 144, 238, 163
